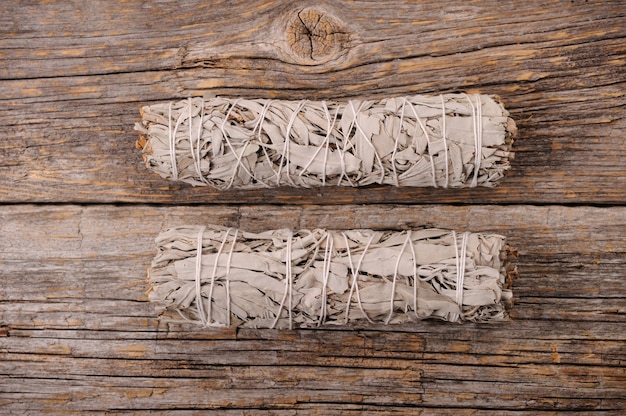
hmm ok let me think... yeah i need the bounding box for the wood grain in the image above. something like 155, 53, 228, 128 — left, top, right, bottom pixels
0, 0, 624, 204
1, 204, 624, 413
1, 0, 625, 414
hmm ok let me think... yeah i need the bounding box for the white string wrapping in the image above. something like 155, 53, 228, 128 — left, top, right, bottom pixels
136, 94, 516, 189
148, 225, 516, 328
450, 231, 469, 323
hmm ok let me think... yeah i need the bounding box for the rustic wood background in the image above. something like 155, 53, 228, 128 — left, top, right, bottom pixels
1, 0, 624, 413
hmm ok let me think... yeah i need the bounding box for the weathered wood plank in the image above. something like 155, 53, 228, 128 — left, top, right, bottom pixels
1, 204, 624, 413
2, 327, 625, 412
2, 322, 625, 410
0, 0, 624, 204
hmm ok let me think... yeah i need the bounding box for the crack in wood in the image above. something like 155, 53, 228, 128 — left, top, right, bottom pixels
286, 7, 347, 65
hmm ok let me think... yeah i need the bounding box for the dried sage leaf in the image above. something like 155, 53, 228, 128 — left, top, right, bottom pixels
135, 94, 516, 189
147, 225, 517, 329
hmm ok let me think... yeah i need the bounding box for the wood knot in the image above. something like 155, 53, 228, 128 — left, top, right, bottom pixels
286, 8, 347, 65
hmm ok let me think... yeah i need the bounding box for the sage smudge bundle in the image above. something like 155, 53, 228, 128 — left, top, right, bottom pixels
135, 94, 516, 189
148, 225, 516, 329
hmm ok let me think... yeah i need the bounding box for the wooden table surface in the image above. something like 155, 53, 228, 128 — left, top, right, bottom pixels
1, 1, 624, 413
